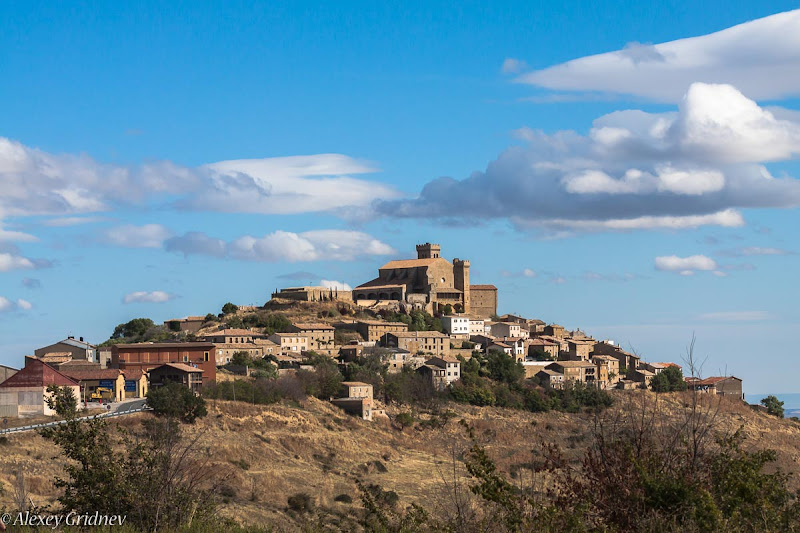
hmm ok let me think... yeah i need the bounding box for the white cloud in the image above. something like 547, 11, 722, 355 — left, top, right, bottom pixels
500, 268, 537, 278
123, 291, 176, 304
320, 279, 352, 291
166, 229, 395, 263
654, 255, 718, 273
698, 310, 771, 321
104, 224, 173, 248
517, 9, 800, 102
0, 253, 35, 272
381, 83, 800, 233
0, 297, 33, 312
0, 138, 399, 221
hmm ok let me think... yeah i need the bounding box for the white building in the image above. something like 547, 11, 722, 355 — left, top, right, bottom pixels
468, 318, 485, 336
441, 315, 470, 337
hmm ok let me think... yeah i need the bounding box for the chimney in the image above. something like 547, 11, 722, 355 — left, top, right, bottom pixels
68, 335, 74, 340
79, 337, 84, 342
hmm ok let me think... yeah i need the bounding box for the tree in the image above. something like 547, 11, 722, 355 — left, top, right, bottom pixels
650, 366, 688, 392
230, 350, 252, 366
443, 304, 453, 316
111, 318, 155, 340
761, 395, 785, 418
45, 384, 78, 419
221, 302, 238, 315
486, 350, 524, 385
146, 382, 207, 424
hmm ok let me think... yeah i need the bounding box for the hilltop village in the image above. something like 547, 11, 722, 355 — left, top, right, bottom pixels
0, 243, 743, 420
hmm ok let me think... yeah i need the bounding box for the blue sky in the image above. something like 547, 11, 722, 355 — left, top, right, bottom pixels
1, 2, 798, 394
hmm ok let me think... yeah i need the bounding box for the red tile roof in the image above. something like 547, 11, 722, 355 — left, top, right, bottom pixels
0, 359, 78, 388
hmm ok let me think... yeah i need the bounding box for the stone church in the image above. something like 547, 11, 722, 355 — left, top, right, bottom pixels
352, 243, 497, 318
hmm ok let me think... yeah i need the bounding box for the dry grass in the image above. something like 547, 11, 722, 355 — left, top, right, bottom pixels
1, 391, 799, 531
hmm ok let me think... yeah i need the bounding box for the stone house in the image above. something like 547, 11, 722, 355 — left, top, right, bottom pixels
591, 341, 640, 376
490, 322, 521, 339
381, 331, 449, 356
201, 328, 267, 344
566, 339, 597, 361
336, 320, 409, 343
287, 323, 336, 352
332, 381, 374, 421
686, 376, 743, 398
527, 338, 559, 360
163, 316, 207, 333
271, 286, 353, 302
268, 333, 310, 355
543, 324, 566, 339
488, 342, 513, 356
418, 356, 461, 391
536, 369, 565, 389
546, 361, 597, 384
592, 355, 621, 387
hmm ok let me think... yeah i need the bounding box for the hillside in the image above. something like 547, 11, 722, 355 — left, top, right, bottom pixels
2, 392, 800, 531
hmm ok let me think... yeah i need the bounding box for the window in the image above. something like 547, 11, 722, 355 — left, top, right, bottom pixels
204, 352, 210, 362
183, 355, 188, 362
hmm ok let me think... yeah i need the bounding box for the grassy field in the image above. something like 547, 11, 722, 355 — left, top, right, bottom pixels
1, 391, 799, 531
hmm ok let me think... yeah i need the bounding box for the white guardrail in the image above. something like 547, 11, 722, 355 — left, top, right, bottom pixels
0, 406, 152, 435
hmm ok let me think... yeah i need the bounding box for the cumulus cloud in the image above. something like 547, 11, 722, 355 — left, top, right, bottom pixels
517, 9, 800, 102
501, 268, 537, 278
104, 224, 173, 248
380, 83, 800, 232
0, 252, 51, 272
320, 279, 352, 291
0, 297, 33, 313
0, 137, 399, 220
654, 255, 718, 275
166, 229, 395, 263
122, 291, 176, 304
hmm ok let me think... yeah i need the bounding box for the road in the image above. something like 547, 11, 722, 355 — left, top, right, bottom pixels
0, 399, 150, 435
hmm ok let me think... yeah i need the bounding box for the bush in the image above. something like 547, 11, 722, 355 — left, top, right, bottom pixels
394, 411, 415, 430
334, 493, 353, 504
288, 492, 314, 513
221, 302, 238, 315
761, 395, 785, 418
146, 382, 207, 424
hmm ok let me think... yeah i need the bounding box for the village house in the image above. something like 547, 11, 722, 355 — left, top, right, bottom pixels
441, 315, 470, 338
201, 328, 273, 365
351, 243, 498, 318
489, 341, 514, 357
111, 342, 216, 385
502, 338, 526, 361
0, 359, 81, 417
527, 338, 559, 360
287, 323, 336, 352
528, 319, 546, 335
490, 321, 521, 339
634, 368, 656, 388
592, 355, 621, 387
338, 344, 364, 362
543, 324, 566, 339
566, 339, 597, 361
34, 336, 96, 362
591, 341, 640, 376
536, 369, 566, 390
336, 319, 409, 343
686, 376, 743, 398
468, 318, 485, 335
417, 355, 461, 390
546, 360, 597, 384
148, 363, 204, 393
469, 334, 496, 351
268, 333, 310, 355
381, 330, 449, 356
522, 360, 553, 379
331, 381, 374, 421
